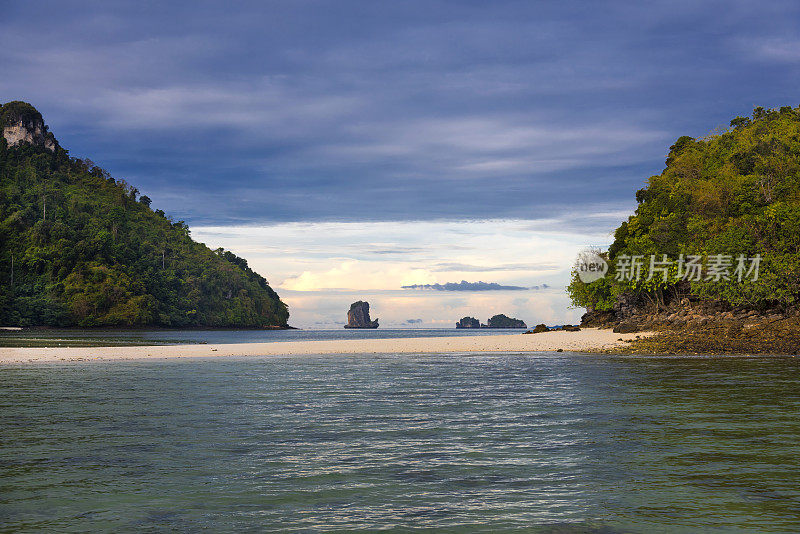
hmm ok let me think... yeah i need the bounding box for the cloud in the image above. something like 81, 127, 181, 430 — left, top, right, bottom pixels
192, 218, 615, 284
433, 262, 560, 272
402, 280, 529, 291
740, 38, 800, 63
278, 288, 577, 329
8, 0, 794, 224
6, 0, 800, 329
189, 219, 612, 326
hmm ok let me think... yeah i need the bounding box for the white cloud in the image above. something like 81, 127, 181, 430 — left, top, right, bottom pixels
278, 288, 577, 329
313, 115, 666, 177
192, 218, 614, 328
742, 38, 800, 62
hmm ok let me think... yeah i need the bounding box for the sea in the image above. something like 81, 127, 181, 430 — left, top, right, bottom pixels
0, 327, 524, 348
2, 349, 799, 531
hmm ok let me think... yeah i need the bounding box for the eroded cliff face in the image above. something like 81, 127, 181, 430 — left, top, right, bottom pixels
3, 120, 56, 151
1, 101, 58, 152
345, 301, 379, 328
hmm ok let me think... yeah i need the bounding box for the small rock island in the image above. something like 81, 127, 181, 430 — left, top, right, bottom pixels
455, 314, 527, 329
344, 301, 379, 329
456, 317, 481, 328
486, 314, 527, 328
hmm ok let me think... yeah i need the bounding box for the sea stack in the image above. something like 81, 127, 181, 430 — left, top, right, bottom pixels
344, 301, 379, 329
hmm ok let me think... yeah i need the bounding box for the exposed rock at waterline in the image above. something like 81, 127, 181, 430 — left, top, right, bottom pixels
344, 301, 379, 329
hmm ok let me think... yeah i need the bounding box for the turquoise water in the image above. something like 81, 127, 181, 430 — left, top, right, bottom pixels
2, 353, 799, 532
0, 328, 524, 347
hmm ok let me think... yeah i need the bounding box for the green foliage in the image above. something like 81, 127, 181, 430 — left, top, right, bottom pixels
568, 105, 800, 311
0, 101, 44, 128
566, 266, 615, 311
0, 118, 289, 328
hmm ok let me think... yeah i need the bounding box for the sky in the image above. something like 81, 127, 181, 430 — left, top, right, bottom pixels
3, 0, 800, 327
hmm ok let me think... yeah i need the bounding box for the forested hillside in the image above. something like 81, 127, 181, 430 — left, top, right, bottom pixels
569, 105, 800, 315
0, 101, 289, 327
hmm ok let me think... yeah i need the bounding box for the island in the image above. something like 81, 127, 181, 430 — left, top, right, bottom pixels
344, 301, 379, 329
455, 316, 481, 328
455, 314, 527, 328
0, 101, 289, 328
569, 105, 800, 354
485, 314, 527, 329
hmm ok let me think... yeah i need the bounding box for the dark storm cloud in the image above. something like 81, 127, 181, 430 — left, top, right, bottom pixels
3, 0, 800, 224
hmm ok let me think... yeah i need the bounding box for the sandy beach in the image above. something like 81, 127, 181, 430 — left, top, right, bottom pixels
0, 328, 647, 363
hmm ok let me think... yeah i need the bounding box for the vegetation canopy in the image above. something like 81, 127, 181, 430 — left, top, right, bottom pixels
0, 101, 289, 327
568, 105, 800, 313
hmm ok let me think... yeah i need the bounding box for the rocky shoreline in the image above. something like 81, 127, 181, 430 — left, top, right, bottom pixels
582, 297, 800, 355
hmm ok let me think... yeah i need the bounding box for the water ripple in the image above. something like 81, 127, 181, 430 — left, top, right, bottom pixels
1, 353, 799, 531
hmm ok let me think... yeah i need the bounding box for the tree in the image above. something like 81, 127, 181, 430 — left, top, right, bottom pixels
0, 101, 290, 327
568, 105, 800, 313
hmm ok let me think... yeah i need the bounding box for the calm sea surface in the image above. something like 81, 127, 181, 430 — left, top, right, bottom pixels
2, 353, 799, 532
0, 328, 524, 347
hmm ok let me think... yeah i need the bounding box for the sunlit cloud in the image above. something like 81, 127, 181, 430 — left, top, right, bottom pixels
192, 218, 612, 327
401, 281, 529, 291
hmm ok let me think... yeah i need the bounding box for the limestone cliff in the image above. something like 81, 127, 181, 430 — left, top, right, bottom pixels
1, 101, 58, 152
344, 301, 379, 329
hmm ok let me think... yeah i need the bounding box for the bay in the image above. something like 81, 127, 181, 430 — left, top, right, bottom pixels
1, 353, 799, 532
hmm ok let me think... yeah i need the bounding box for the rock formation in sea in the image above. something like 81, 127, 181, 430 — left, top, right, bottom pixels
484, 314, 527, 329
456, 316, 481, 329
523, 324, 580, 334
344, 301, 379, 329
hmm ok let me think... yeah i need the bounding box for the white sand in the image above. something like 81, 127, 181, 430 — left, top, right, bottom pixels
0, 328, 648, 363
